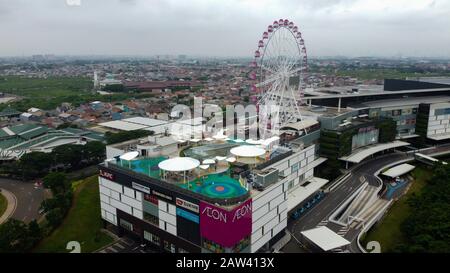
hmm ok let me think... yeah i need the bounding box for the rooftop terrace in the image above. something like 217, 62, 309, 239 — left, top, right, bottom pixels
106, 136, 292, 203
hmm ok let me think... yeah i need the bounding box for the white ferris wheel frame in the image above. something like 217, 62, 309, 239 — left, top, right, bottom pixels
252, 19, 309, 137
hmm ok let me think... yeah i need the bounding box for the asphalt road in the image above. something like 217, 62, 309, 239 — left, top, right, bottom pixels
97, 236, 157, 253
284, 152, 411, 252
0, 178, 46, 223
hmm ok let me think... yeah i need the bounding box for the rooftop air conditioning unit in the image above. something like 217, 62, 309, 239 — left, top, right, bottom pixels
255, 168, 279, 187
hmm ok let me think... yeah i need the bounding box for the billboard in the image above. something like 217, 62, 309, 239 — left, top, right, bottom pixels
199, 199, 252, 248
176, 208, 200, 224
176, 198, 199, 213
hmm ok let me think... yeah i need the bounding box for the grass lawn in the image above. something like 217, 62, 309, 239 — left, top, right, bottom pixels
34, 176, 114, 253
362, 167, 432, 252
0, 76, 92, 98
0, 192, 7, 219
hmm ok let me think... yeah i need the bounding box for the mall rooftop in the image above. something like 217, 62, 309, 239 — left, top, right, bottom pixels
103, 133, 298, 207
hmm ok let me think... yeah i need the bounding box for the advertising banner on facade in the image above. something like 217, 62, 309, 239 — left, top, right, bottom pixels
199, 199, 252, 248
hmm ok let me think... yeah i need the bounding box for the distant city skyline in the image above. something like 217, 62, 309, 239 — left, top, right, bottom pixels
1, 0, 450, 58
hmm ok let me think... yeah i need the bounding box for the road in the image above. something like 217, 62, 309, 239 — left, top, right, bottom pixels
284, 144, 450, 253
97, 236, 157, 253
0, 178, 46, 223
283, 152, 411, 252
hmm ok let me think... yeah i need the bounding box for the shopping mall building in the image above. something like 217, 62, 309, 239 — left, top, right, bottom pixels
97, 77, 450, 253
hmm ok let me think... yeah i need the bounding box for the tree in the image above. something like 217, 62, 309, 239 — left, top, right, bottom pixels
105, 130, 154, 145
43, 172, 69, 194
56, 123, 79, 130
376, 118, 397, 143
45, 208, 65, 228
19, 152, 53, 179
103, 84, 124, 93
0, 219, 36, 253
396, 164, 450, 253
52, 144, 84, 169
83, 141, 106, 163
27, 220, 42, 244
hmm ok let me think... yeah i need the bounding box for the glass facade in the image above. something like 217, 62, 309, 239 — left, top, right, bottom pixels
119, 219, 133, 231
435, 107, 450, 115
143, 197, 159, 226
144, 230, 161, 246
143, 212, 159, 226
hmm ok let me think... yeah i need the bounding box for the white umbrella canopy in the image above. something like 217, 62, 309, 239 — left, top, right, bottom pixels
158, 157, 200, 172
203, 159, 216, 165
230, 146, 266, 158
226, 157, 237, 163
199, 164, 210, 170
204, 137, 214, 142
215, 156, 227, 161
120, 151, 139, 161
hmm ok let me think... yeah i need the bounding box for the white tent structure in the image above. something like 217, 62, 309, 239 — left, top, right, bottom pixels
301, 226, 350, 252
230, 146, 266, 157
226, 157, 237, 163
203, 159, 216, 165
382, 164, 416, 178
230, 146, 266, 165
119, 151, 139, 168
158, 157, 200, 183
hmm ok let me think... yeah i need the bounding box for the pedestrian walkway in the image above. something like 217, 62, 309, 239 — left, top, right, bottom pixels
0, 189, 17, 224
337, 226, 350, 237
98, 239, 132, 253
317, 219, 329, 227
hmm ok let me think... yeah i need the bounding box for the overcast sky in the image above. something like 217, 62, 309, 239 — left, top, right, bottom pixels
1, 0, 450, 58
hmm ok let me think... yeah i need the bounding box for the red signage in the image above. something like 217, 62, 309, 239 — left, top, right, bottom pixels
200, 199, 252, 248
99, 169, 114, 180
144, 194, 159, 205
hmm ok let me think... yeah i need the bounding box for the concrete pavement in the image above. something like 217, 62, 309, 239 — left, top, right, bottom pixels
0, 188, 17, 224
283, 152, 411, 252
0, 178, 46, 223
96, 236, 156, 253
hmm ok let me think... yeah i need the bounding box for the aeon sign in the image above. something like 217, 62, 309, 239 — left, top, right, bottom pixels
200, 199, 252, 248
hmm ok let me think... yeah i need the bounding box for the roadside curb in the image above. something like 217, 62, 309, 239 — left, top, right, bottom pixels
0, 188, 18, 225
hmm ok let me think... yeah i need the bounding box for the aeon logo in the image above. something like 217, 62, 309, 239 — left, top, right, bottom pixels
202, 207, 227, 223
232, 203, 252, 222
201, 203, 252, 223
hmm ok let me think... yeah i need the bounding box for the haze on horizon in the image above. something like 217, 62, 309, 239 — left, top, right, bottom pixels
1, 0, 450, 58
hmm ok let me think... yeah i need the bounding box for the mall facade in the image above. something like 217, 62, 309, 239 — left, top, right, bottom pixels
98, 77, 450, 253
98, 129, 327, 253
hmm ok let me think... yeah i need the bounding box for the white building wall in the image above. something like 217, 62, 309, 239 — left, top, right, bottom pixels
106, 146, 125, 160
250, 144, 319, 253
99, 177, 144, 224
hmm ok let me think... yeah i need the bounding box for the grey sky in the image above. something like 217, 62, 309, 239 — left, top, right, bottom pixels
1, 0, 450, 57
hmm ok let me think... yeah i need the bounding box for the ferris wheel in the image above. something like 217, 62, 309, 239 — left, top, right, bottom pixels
250, 19, 308, 137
